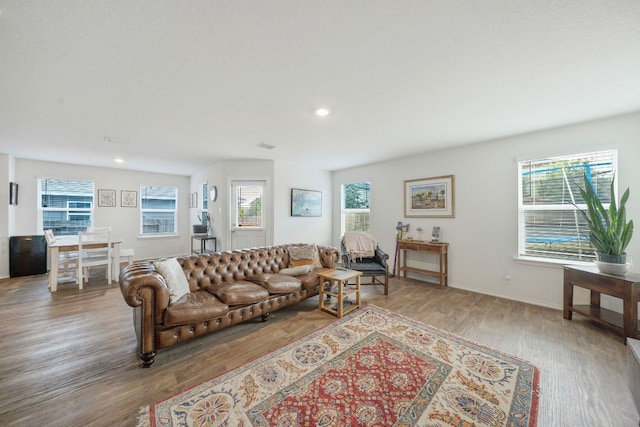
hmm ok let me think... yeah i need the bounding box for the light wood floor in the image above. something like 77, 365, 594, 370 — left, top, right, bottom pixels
0, 270, 637, 426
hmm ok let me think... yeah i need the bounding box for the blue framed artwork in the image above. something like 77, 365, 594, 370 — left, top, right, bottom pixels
291, 188, 322, 217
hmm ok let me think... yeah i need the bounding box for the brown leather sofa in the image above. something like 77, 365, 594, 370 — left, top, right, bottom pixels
120, 244, 339, 367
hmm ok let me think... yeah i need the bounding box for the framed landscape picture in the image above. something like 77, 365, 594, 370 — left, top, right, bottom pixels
291, 188, 322, 217
404, 175, 455, 218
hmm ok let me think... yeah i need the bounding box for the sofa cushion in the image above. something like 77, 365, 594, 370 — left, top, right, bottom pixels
279, 264, 313, 276
248, 273, 302, 294
289, 244, 323, 269
164, 290, 229, 326
296, 269, 329, 291
290, 259, 314, 267
207, 281, 270, 305
153, 257, 191, 303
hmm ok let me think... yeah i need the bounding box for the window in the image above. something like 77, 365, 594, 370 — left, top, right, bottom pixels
518, 150, 616, 262
201, 183, 209, 225
39, 178, 94, 235
234, 183, 263, 228
342, 181, 370, 234
140, 185, 178, 235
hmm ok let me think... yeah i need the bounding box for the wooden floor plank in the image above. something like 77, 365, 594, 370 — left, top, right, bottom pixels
0, 271, 637, 426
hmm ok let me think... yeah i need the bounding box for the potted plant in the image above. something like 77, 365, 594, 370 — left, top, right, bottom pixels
575, 173, 633, 275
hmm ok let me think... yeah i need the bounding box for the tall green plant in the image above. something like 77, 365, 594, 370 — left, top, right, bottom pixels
575, 173, 633, 256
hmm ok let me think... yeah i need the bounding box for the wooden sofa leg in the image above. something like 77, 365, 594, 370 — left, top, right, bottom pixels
261, 313, 270, 322
141, 351, 156, 368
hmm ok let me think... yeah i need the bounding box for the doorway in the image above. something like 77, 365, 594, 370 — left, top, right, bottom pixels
230, 180, 266, 250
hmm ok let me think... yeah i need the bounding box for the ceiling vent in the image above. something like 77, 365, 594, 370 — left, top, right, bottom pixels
104, 136, 131, 145
257, 142, 276, 150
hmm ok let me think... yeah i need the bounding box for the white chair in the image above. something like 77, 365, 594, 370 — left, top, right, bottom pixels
92, 227, 134, 268
77, 229, 112, 287
86, 227, 113, 265
44, 229, 80, 286
117, 248, 135, 266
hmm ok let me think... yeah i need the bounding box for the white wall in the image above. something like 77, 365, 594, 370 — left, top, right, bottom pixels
10, 159, 191, 271
2, 156, 333, 279
191, 159, 333, 251
333, 111, 640, 311
0, 154, 15, 278
274, 160, 333, 246
191, 159, 275, 251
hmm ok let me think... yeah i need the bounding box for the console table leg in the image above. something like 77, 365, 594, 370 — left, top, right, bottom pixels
563, 282, 573, 320
624, 292, 639, 340
590, 290, 601, 308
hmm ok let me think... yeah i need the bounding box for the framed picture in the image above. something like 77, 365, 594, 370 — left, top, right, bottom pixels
9, 182, 18, 205
404, 175, 455, 218
432, 226, 441, 242
98, 189, 116, 207
291, 188, 322, 217
121, 190, 137, 207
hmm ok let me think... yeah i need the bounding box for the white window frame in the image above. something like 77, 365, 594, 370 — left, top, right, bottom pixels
38, 178, 94, 236
341, 181, 371, 236
233, 181, 264, 229
139, 185, 178, 236
517, 150, 617, 263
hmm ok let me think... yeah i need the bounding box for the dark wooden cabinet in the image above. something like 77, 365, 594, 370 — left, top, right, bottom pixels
563, 265, 640, 341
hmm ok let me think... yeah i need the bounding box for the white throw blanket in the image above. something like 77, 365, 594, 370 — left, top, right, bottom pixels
343, 231, 377, 259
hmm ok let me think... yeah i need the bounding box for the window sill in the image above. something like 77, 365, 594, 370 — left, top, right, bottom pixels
137, 233, 181, 240
514, 256, 594, 269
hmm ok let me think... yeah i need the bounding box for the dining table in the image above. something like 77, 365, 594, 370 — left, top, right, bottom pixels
48, 235, 122, 292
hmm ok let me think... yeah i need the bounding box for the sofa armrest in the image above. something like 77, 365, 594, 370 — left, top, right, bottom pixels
120, 261, 171, 312
317, 245, 340, 269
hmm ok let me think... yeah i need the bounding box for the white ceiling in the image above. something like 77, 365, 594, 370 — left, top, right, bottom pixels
1, 1, 639, 176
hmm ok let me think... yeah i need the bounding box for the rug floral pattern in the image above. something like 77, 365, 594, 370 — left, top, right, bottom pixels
137, 305, 539, 426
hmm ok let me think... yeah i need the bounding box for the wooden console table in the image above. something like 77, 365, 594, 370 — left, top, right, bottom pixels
563, 265, 640, 341
395, 240, 448, 288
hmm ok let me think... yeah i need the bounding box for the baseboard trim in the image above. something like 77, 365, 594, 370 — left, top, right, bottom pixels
449, 283, 563, 311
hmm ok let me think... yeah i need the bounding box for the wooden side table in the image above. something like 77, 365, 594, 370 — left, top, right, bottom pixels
395, 240, 448, 288
563, 265, 640, 341
318, 269, 362, 318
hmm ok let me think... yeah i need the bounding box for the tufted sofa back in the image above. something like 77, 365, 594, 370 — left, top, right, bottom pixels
177, 246, 291, 291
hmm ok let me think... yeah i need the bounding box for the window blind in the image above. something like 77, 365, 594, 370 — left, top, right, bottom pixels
518, 150, 616, 261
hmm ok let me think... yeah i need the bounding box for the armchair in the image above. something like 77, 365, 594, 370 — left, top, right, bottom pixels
341, 232, 390, 295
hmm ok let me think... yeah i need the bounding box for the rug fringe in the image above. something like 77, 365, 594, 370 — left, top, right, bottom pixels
135, 405, 151, 427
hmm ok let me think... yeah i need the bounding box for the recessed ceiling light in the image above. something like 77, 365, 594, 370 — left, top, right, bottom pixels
315, 108, 330, 117
114, 158, 124, 163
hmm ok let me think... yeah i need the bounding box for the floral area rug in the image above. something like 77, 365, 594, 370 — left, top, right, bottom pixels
137, 305, 539, 426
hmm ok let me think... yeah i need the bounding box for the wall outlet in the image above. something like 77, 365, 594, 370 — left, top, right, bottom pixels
503, 274, 511, 284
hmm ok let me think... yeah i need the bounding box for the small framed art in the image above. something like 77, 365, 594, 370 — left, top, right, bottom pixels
9, 182, 18, 205
121, 190, 137, 207
98, 189, 116, 207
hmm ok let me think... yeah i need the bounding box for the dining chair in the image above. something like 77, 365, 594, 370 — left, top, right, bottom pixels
44, 229, 80, 286
77, 228, 112, 287
89, 226, 133, 268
